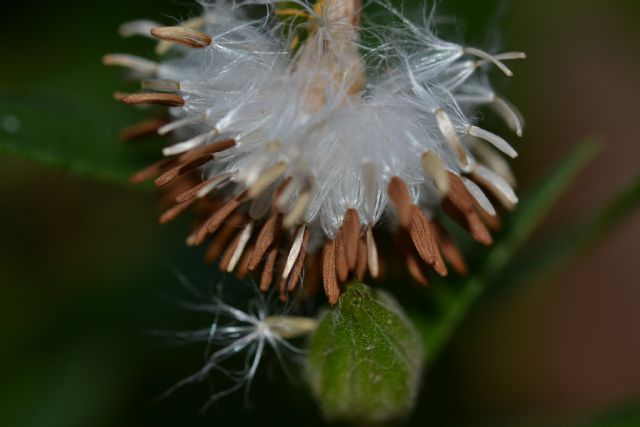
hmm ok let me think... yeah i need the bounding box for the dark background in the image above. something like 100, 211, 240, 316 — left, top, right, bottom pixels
1, 1, 639, 426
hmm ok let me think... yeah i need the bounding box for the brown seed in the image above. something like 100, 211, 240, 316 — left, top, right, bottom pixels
154, 164, 182, 188
260, 243, 280, 292
175, 176, 223, 204
335, 228, 349, 282
155, 155, 213, 187
288, 227, 310, 292
406, 250, 430, 287
194, 197, 243, 245
130, 158, 176, 184
219, 229, 244, 272
151, 26, 213, 49
408, 205, 436, 265
431, 236, 448, 277
206, 197, 243, 234
472, 196, 502, 231
432, 221, 468, 276
248, 214, 282, 271
123, 93, 185, 106
303, 254, 323, 297
323, 241, 340, 305
178, 139, 236, 164
388, 177, 412, 227
443, 200, 493, 246
283, 225, 307, 280
445, 173, 493, 245
446, 172, 475, 213
113, 92, 132, 101
342, 209, 361, 271
204, 213, 244, 262
119, 118, 168, 141
237, 241, 255, 278
159, 198, 196, 224
225, 223, 254, 273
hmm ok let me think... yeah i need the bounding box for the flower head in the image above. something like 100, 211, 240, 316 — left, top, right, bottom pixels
106, 0, 525, 303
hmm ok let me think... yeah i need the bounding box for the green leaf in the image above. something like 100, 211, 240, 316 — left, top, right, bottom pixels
499, 174, 640, 292
0, 95, 160, 186
413, 139, 601, 364
307, 283, 424, 425
571, 403, 640, 427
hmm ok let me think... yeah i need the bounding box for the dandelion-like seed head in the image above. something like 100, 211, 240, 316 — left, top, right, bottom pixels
157, 279, 316, 409
107, 0, 525, 304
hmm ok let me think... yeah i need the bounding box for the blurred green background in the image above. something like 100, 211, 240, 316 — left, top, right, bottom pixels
1, 0, 639, 426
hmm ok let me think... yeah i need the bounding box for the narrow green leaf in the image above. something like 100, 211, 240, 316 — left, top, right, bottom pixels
307, 283, 424, 425
499, 174, 640, 291
414, 139, 601, 363
562, 403, 640, 427
0, 95, 159, 186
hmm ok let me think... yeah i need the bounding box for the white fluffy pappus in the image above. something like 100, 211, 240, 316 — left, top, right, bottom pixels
152, 276, 317, 409
106, 0, 526, 303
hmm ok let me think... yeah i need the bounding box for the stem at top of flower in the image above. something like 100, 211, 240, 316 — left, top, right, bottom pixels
265, 315, 319, 339
295, 0, 366, 110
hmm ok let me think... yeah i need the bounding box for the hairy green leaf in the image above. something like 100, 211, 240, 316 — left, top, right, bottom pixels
307, 283, 424, 425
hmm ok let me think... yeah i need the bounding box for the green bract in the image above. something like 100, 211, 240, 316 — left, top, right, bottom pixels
307, 283, 424, 425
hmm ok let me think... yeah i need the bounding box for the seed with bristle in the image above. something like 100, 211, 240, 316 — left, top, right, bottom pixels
249, 214, 281, 271
408, 205, 436, 265
103, 54, 158, 75
335, 228, 349, 282
260, 243, 280, 292
123, 93, 185, 107
421, 150, 450, 195
366, 228, 380, 279
160, 198, 197, 224
150, 26, 212, 49
464, 47, 515, 77
282, 225, 307, 281
435, 108, 468, 166
287, 227, 309, 292
226, 222, 254, 273
176, 176, 226, 204
492, 96, 524, 137
155, 16, 207, 55
342, 209, 361, 271
154, 155, 213, 187
432, 221, 468, 275
468, 126, 518, 159
119, 118, 168, 141
248, 162, 287, 199
388, 177, 412, 228
322, 240, 340, 305
107, 0, 526, 304
142, 79, 181, 92
283, 189, 311, 229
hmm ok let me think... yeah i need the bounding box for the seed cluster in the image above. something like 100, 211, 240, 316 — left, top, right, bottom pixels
106, 0, 524, 304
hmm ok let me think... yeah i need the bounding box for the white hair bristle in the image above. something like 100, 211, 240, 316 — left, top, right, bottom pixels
107, 0, 526, 303
152, 279, 317, 409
